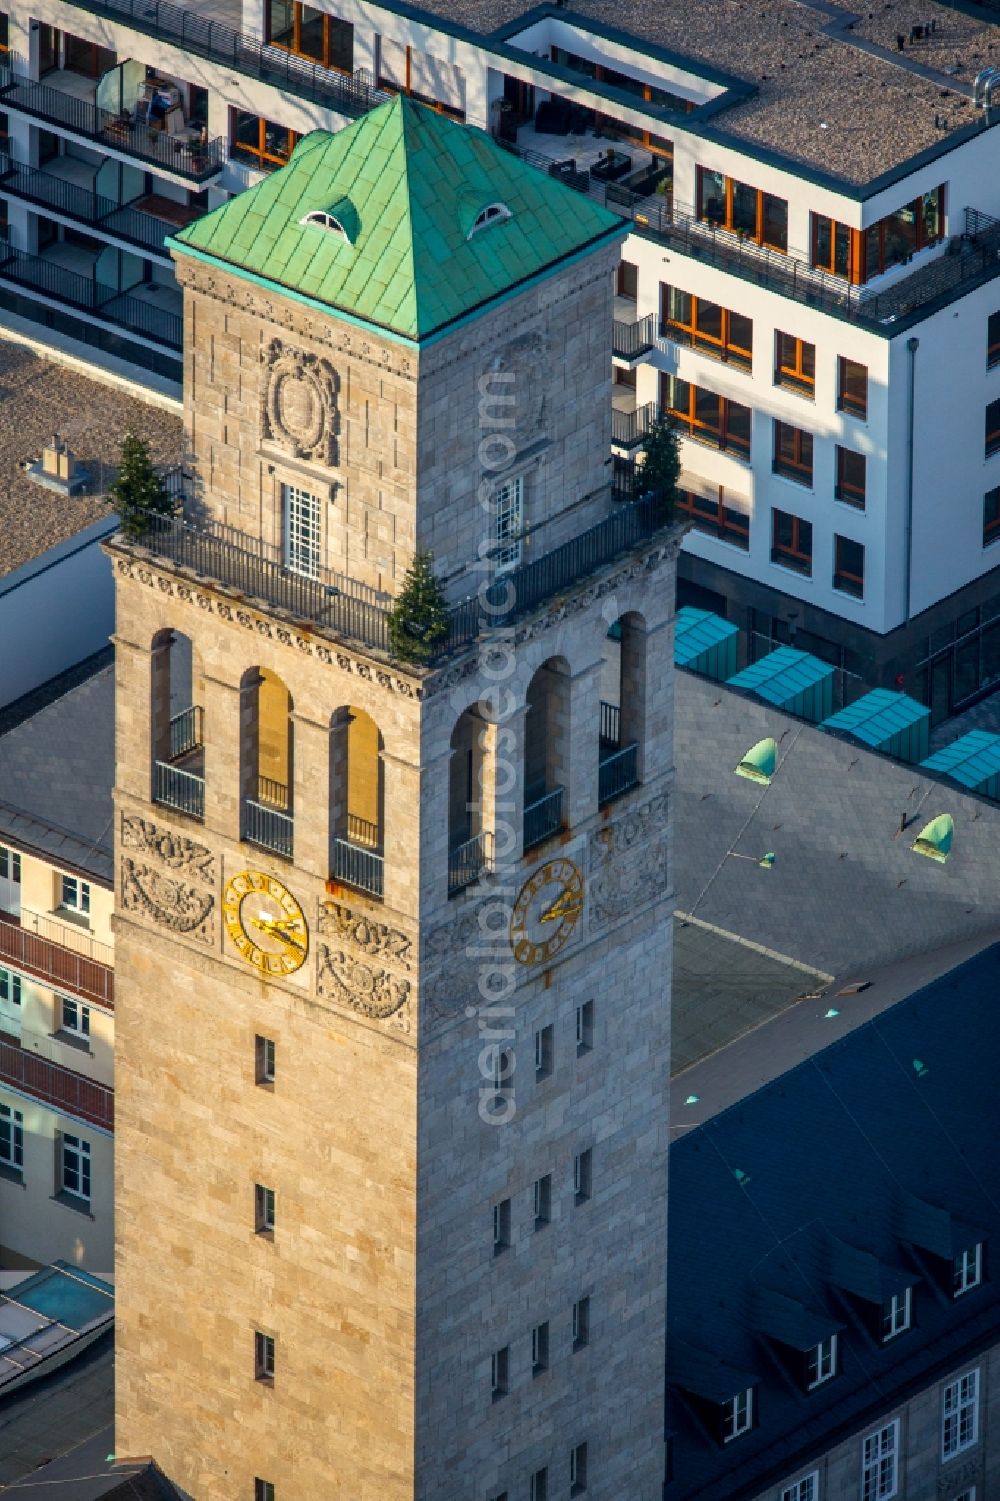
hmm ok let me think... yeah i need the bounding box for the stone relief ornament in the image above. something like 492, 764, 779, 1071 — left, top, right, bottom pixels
315, 901, 413, 1030
588, 792, 670, 931
120, 857, 215, 942
120, 814, 216, 884
260, 339, 339, 464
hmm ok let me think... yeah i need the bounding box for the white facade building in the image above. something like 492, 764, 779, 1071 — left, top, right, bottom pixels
1, 0, 1000, 708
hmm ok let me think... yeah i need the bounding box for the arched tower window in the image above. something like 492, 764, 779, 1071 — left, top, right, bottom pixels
599, 612, 645, 806
330, 706, 384, 900
523, 657, 570, 852
241, 667, 294, 858
150, 629, 205, 820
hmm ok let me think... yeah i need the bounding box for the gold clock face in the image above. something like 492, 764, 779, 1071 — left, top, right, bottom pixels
510, 857, 584, 966
223, 869, 309, 976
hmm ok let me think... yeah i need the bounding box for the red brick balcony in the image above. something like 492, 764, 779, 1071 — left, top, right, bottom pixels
0, 1035, 113, 1131
0, 910, 113, 1009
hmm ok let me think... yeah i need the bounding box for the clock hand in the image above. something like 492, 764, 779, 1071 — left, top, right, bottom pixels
539, 890, 582, 923
249, 916, 305, 952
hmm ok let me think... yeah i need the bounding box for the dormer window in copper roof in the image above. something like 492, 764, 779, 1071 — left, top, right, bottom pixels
468, 202, 512, 239
299, 209, 352, 244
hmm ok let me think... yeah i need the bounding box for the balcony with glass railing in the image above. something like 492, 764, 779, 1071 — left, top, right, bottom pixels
0, 1032, 113, 1130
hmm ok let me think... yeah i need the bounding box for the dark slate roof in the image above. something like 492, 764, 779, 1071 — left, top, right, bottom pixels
674, 670, 1000, 981
666, 944, 1000, 1501
2, 1428, 179, 1499
0, 662, 114, 885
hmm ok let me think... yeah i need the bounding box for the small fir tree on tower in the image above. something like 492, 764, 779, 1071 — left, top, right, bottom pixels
638, 414, 680, 515
388, 551, 451, 665
110, 430, 173, 540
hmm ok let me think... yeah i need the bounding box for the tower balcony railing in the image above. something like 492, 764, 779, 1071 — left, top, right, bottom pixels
0, 909, 113, 1009
346, 813, 379, 849
0, 1034, 114, 1131
600, 700, 621, 746
257, 774, 289, 811
0, 154, 177, 255
169, 704, 203, 759
0, 245, 182, 349
523, 786, 564, 853
243, 797, 293, 859
154, 760, 205, 820
448, 830, 495, 896
331, 837, 384, 900
0, 65, 224, 182
128, 488, 676, 664
598, 742, 640, 807
39, 0, 390, 123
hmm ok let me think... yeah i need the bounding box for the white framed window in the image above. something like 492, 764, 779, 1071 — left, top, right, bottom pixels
534, 1024, 553, 1079
722, 1388, 753, 1442
0, 1103, 23, 1170
60, 875, 90, 915
282, 483, 321, 580
576, 1000, 594, 1053
942, 1369, 979, 1460
0, 968, 21, 1007
570, 1440, 588, 1495
953, 1244, 983, 1297
806, 1334, 837, 1389
531, 1320, 549, 1375
490, 1046, 513, 1093
881, 1289, 911, 1341
0, 848, 20, 883
255, 1034, 275, 1084
254, 1330, 275, 1381
573, 1148, 592, 1204
254, 1481, 275, 1501
572, 1295, 590, 1350
490, 1345, 508, 1400
492, 1197, 510, 1255
861, 1419, 899, 1501
529, 1468, 547, 1501
61, 1133, 91, 1202
60, 996, 90, 1040
493, 476, 523, 571
533, 1173, 551, 1229
255, 1183, 275, 1233
781, 1474, 818, 1501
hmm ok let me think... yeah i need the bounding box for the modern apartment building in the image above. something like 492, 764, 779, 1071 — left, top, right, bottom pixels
0, 661, 115, 1272
2, 0, 1000, 713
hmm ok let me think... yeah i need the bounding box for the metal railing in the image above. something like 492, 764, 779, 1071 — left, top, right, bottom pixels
0, 154, 173, 254
612, 311, 658, 361
612, 401, 658, 449
523, 786, 564, 852
154, 760, 205, 820
0, 245, 182, 348
243, 797, 293, 858
131, 488, 676, 663
45, 0, 390, 122
257, 774, 289, 811
0, 65, 224, 180
346, 813, 379, 849
169, 704, 203, 759
599, 742, 639, 806
332, 837, 384, 899
600, 700, 621, 746
0, 1034, 113, 1131
448, 830, 494, 896
0, 911, 113, 1009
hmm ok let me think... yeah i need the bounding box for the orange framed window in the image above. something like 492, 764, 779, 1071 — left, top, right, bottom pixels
834, 534, 864, 598
0, 15, 9, 54
774, 332, 816, 396
984, 486, 1000, 546
230, 111, 298, 169
696, 167, 787, 252
64, 32, 116, 77
773, 420, 814, 486
771, 508, 813, 575
661, 285, 752, 371
989, 311, 1000, 370
838, 357, 868, 419
265, 0, 353, 72
861, 186, 945, 281
550, 46, 694, 116
987, 398, 1000, 459
835, 446, 866, 510
677, 487, 750, 550
660, 374, 751, 458
811, 214, 854, 280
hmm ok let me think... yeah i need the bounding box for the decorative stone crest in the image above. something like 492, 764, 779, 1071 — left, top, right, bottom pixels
121, 814, 216, 883
588, 792, 670, 931
315, 900, 413, 1030
120, 857, 215, 942
260, 339, 338, 464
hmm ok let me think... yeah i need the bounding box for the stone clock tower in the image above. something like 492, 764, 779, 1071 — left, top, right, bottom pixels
110, 97, 680, 1500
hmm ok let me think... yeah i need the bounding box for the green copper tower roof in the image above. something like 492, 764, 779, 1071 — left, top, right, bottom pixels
171, 95, 626, 343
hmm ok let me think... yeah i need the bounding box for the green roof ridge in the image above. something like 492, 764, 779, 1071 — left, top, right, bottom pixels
173, 96, 626, 341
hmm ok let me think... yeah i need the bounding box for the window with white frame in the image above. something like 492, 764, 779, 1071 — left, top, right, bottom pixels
953, 1244, 983, 1297
781, 1474, 818, 1501
861, 1419, 899, 1501
576, 999, 594, 1053
255, 1183, 275, 1234
529, 1468, 547, 1501
255, 1034, 275, 1085
881, 1289, 912, 1341
493, 476, 523, 571
59, 996, 90, 1040
0, 847, 20, 883
570, 1440, 588, 1495
806, 1334, 837, 1389
61, 1133, 91, 1202
942, 1369, 980, 1460
0, 846, 20, 914
493, 1197, 510, 1255
534, 1023, 553, 1079
282, 483, 321, 580
0, 967, 21, 1008
254, 1329, 275, 1381
490, 1344, 508, 1400
722, 1388, 753, 1442
60, 875, 90, 915
0, 1103, 23, 1170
